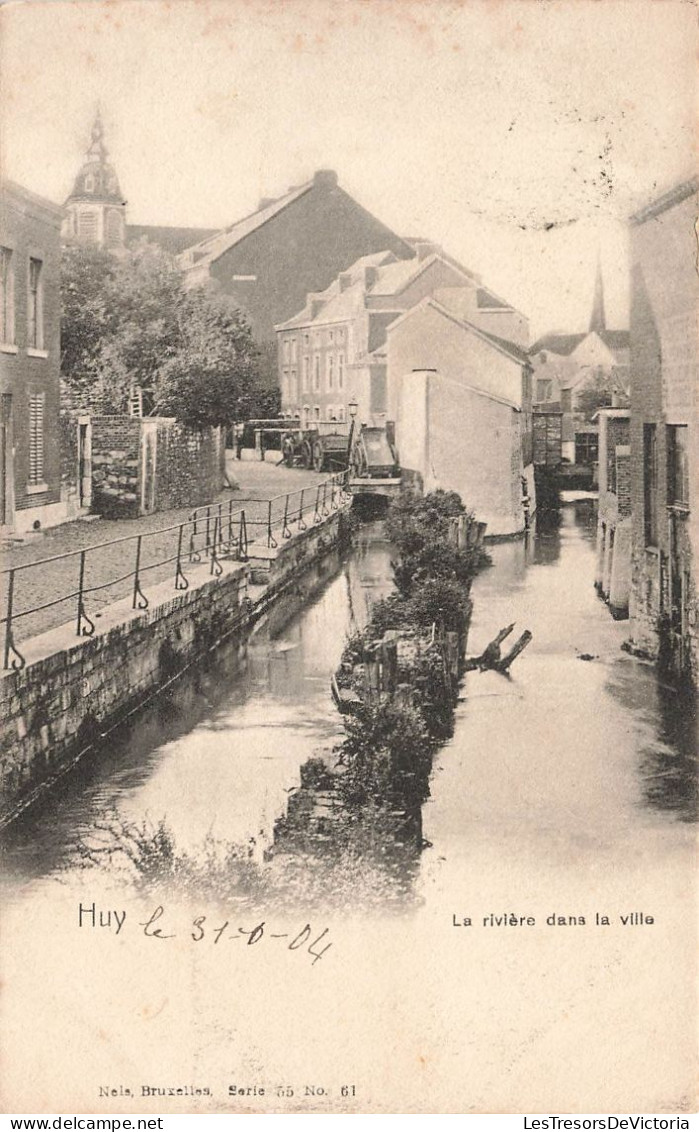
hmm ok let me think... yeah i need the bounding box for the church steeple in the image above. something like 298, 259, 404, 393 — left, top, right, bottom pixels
589, 253, 606, 334
86, 108, 108, 164
62, 109, 126, 249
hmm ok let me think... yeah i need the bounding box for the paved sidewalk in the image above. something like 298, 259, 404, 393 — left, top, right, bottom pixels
1, 460, 329, 655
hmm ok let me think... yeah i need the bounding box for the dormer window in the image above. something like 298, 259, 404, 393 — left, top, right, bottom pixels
84, 174, 95, 193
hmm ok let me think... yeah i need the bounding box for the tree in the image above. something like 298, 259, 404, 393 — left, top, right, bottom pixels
575, 366, 630, 422
60, 245, 118, 392
61, 240, 261, 427
153, 289, 260, 428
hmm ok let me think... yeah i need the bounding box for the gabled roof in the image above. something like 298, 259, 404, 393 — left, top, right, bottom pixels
178, 181, 314, 267
388, 295, 529, 372
276, 248, 482, 332
529, 332, 588, 357
276, 250, 397, 330
529, 328, 629, 358
128, 225, 219, 255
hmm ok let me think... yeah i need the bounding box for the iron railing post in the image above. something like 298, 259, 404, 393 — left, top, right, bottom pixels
175, 524, 189, 590
77, 550, 95, 636
3, 569, 26, 669
132, 536, 149, 610
210, 517, 223, 576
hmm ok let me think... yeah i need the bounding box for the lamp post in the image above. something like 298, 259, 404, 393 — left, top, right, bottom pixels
346, 398, 358, 473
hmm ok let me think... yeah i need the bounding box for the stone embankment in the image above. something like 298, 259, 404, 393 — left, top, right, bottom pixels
0, 492, 351, 828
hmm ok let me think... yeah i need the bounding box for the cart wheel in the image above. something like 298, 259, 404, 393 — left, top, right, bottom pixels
313, 441, 325, 472
350, 446, 366, 478
300, 440, 313, 469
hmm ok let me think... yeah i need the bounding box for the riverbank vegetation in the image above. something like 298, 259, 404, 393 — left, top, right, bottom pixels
71, 489, 490, 911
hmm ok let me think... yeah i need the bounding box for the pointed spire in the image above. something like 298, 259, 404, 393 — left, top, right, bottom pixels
86, 106, 107, 163
589, 252, 606, 334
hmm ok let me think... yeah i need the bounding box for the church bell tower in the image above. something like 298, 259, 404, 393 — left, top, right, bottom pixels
62, 111, 127, 249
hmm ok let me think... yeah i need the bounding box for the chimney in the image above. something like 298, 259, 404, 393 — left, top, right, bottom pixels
310, 297, 324, 318
313, 169, 338, 189
338, 272, 353, 292
364, 266, 379, 289
413, 240, 441, 262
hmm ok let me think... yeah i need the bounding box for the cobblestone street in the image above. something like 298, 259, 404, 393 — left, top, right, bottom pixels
1, 459, 328, 652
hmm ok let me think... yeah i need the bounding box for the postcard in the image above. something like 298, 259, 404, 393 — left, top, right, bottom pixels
0, 0, 696, 1117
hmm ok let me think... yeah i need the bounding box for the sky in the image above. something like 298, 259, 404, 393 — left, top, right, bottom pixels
1, 0, 695, 339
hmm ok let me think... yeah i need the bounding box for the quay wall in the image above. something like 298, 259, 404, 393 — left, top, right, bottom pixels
0, 507, 349, 827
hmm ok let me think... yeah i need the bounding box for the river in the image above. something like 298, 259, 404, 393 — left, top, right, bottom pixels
0, 500, 695, 1113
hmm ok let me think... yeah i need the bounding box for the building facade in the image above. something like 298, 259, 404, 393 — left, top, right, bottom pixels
594, 408, 631, 618
529, 263, 629, 465
275, 245, 492, 425
628, 178, 698, 684
385, 294, 534, 538
1, 181, 65, 533
179, 170, 414, 383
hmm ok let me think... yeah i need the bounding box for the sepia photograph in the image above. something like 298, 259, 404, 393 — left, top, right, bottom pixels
0, 0, 696, 1118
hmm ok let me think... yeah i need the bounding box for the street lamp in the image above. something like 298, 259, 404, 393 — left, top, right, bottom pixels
346, 398, 359, 472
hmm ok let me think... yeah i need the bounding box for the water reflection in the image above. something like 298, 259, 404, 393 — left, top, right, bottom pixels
1, 505, 695, 920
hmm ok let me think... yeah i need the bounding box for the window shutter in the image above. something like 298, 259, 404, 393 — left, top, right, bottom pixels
29, 393, 44, 484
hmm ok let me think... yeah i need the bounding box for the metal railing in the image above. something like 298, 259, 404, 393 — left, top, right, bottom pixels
1, 470, 351, 672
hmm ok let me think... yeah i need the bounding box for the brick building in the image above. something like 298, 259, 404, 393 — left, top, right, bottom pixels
178, 170, 414, 384
1, 180, 66, 533
628, 177, 698, 684
594, 409, 631, 618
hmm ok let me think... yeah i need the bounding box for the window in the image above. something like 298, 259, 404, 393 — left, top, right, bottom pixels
84, 174, 95, 192
338, 353, 345, 390
536, 378, 552, 402
574, 432, 598, 467
290, 369, 297, 403
283, 339, 290, 363
327, 354, 334, 390
27, 258, 43, 349
281, 368, 289, 402
28, 392, 45, 485
644, 424, 658, 546
290, 338, 297, 363
302, 356, 310, 393
329, 329, 334, 344
313, 356, 321, 392
560, 389, 572, 413
303, 334, 310, 348
0, 247, 14, 345
338, 404, 346, 423
667, 425, 689, 508
313, 405, 320, 421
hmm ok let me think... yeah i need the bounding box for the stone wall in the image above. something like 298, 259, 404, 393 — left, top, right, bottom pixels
0, 504, 351, 826
91, 415, 142, 517
90, 416, 225, 519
